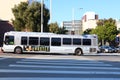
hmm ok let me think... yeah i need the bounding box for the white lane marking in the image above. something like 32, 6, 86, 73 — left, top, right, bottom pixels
26, 55, 94, 60
1, 69, 120, 75
16, 61, 112, 66
0, 57, 7, 60
0, 78, 120, 80
9, 64, 120, 70
21, 59, 104, 63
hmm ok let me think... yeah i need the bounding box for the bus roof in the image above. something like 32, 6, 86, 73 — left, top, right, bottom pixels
4, 31, 97, 39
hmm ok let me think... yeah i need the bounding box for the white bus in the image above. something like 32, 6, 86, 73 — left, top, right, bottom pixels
2, 31, 98, 55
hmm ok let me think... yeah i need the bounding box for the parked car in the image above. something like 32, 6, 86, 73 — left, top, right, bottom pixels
110, 46, 117, 53
116, 46, 120, 53
99, 46, 114, 53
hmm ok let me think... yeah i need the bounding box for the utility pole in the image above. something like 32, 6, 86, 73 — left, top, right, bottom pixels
72, 8, 83, 35
41, 0, 44, 33
50, 0, 52, 23
72, 8, 75, 35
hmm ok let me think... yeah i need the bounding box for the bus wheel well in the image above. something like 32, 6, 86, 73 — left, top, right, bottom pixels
14, 46, 22, 54
75, 48, 83, 56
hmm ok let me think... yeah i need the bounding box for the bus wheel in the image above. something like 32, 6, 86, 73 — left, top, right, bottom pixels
75, 48, 83, 56
14, 47, 22, 54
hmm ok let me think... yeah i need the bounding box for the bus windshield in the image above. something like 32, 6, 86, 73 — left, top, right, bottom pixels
4, 36, 14, 45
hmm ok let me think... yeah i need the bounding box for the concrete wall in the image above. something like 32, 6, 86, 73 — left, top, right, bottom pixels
0, 21, 14, 47
0, 0, 28, 22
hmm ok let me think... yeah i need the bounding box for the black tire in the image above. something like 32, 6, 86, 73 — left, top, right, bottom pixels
75, 48, 83, 56
14, 47, 22, 54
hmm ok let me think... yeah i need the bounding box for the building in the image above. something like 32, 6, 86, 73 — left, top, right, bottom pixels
82, 12, 98, 31
116, 19, 120, 30
0, 0, 28, 22
62, 20, 82, 35
0, 0, 28, 47
62, 11, 98, 35
0, 20, 14, 47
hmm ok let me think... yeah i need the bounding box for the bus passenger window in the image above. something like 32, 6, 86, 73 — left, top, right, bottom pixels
51, 38, 61, 46
73, 38, 81, 45
5, 36, 14, 45
29, 37, 38, 45
63, 38, 71, 45
83, 39, 91, 45
21, 37, 27, 45
40, 37, 50, 46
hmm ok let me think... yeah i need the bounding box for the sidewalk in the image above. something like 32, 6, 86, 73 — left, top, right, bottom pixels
85, 53, 120, 56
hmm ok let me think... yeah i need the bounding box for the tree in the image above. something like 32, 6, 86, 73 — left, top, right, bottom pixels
49, 22, 68, 34
12, 2, 28, 31
58, 26, 68, 34
83, 28, 93, 34
91, 18, 118, 46
104, 18, 118, 46
12, 1, 50, 32
91, 25, 106, 45
49, 22, 59, 33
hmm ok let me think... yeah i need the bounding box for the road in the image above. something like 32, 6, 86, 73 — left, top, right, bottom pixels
0, 52, 120, 80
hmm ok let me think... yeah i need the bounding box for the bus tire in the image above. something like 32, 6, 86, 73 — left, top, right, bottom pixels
75, 48, 83, 56
14, 47, 22, 54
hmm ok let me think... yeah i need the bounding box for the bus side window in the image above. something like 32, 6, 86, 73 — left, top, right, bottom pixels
51, 38, 61, 46
29, 37, 39, 45
83, 39, 91, 45
73, 38, 81, 45
63, 38, 71, 45
5, 36, 14, 45
21, 37, 27, 45
40, 37, 50, 46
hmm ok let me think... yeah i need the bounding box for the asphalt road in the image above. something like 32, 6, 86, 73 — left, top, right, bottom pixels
0, 52, 120, 80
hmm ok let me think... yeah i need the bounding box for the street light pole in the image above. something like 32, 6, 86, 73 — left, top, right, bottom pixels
72, 8, 75, 35
50, 0, 52, 23
72, 8, 83, 35
79, 8, 83, 34
41, 0, 44, 33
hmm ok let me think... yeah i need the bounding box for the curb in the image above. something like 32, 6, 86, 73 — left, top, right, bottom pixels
84, 53, 120, 56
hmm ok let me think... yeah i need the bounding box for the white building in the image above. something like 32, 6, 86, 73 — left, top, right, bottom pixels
116, 19, 120, 30
63, 20, 82, 35
62, 12, 98, 35
82, 12, 98, 31
0, 0, 28, 22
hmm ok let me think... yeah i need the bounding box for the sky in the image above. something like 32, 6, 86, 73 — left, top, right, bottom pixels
36, 0, 120, 25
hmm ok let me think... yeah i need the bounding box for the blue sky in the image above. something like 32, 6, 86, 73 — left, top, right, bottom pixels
36, 0, 120, 25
